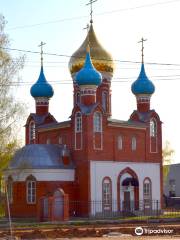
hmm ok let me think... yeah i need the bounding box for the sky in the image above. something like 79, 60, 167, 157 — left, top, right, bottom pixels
1, 0, 180, 163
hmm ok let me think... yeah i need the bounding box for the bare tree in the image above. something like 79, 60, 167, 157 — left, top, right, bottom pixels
0, 14, 25, 193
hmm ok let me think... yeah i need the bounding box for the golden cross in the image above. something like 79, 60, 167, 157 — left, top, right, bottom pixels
86, 0, 98, 24
38, 41, 46, 66
138, 37, 147, 63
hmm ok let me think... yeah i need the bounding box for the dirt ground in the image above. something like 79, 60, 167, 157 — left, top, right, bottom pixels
0, 222, 180, 239
70, 238, 179, 240
70, 236, 180, 240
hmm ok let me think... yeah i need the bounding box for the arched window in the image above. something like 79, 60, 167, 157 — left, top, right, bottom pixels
93, 112, 102, 132
117, 135, 123, 150
102, 91, 107, 111
131, 136, 137, 151
76, 92, 81, 104
7, 176, 13, 204
29, 121, 35, 142
102, 177, 112, 210
150, 119, 157, 137
59, 136, 63, 144
75, 112, 82, 132
143, 178, 152, 200
26, 175, 36, 204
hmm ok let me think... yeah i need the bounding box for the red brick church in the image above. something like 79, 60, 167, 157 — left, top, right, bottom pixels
5, 22, 163, 221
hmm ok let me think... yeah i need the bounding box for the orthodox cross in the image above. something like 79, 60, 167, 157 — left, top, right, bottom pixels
38, 41, 46, 66
86, 0, 98, 24
138, 37, 147, 63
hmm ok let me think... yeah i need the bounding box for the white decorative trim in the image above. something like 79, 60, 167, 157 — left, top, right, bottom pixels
4, 169, 75, 182
80, 89, 96, 96
136, 95, 151, 102
35, 97, 49, 106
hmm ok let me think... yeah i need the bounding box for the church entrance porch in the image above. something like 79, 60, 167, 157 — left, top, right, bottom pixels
118, 168, 139, 213
39, 188, 69, 222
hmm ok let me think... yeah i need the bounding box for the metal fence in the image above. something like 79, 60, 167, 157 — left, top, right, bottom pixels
68, 200, 162, 219
1, 199, 180, 221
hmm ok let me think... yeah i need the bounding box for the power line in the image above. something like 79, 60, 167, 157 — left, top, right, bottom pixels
6, 0, 180, 31
1, 46, 180, 67
7, 15, 88, 31
24, 63, 180, 71
96, 0, 180, 17
1, 76, 180, 87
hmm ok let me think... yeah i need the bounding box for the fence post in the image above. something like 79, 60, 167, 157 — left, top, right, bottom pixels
156, 200, 159, 216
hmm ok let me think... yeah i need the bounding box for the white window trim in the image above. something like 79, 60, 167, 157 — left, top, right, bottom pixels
102, 178, 112, 210
93, 112, 102, 133
117, 135, 123, 150
143, 178, 152, 200
93, 112, 103, 150
59, 136, 63, 144
75, 112, 82, 150
131, 136, 137, 151
75, 112, 82, 133
150, 118, 157, 137
26, 178, 36, 204
102, 91, 108, 112
29, 120, 35, 143
150, 118, 158, 153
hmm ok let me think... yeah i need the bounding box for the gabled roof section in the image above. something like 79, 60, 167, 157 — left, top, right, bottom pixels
78, 102, 99, 115
130, 110, 161, 123
25, 113, 57, 126
108, 118, 146, 129
71, 102, 104, 117
37, 120, 71, 132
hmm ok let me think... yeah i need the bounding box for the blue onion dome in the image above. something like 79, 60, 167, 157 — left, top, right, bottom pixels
30, 66, 54, 98
131, 63, 155, 95
75, 45, 102, 86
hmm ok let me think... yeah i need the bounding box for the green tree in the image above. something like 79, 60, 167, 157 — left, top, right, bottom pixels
0, 14, 25, 192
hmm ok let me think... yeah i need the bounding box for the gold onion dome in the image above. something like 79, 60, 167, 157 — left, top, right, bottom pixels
69, 24, 114, 80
